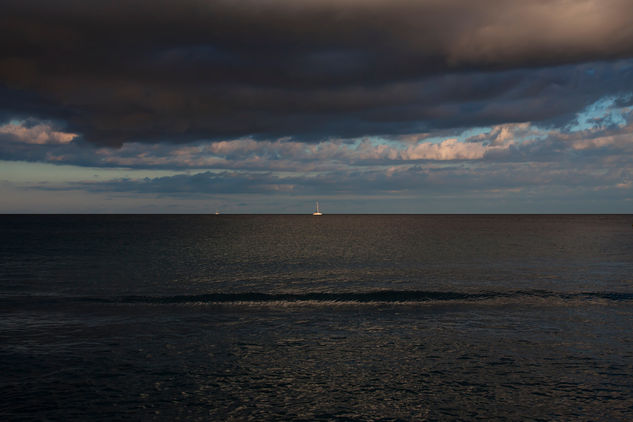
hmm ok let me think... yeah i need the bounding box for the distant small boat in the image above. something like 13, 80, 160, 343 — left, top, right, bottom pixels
312, 201, 323, 216
215, 210, 221, 215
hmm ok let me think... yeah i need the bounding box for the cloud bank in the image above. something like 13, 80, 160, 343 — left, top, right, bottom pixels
2, 0, 633, 145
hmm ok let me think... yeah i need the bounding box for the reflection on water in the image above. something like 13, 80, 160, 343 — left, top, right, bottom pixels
1, 215, 633, 420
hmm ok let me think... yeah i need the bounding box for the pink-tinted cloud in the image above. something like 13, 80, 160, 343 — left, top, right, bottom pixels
0, 122, 77, 144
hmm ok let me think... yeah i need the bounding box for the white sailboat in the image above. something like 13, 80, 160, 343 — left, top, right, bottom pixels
312, 201, 323, 216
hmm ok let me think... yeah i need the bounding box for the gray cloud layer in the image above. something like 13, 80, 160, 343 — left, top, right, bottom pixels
2, 0, 633, 145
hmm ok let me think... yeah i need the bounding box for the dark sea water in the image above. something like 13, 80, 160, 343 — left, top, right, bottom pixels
2, 214, 633, 421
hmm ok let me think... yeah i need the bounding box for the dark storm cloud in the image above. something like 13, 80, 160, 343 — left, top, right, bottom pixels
2, 0, 633, 145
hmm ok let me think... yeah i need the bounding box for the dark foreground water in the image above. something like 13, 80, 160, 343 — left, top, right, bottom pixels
2, 215, 633, 420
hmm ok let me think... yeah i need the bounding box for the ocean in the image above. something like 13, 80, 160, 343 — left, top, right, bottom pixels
2, 214, 633, 420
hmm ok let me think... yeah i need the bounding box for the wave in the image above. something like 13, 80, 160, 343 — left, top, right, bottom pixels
5, 290, 633, 307
78, 290, 633, 305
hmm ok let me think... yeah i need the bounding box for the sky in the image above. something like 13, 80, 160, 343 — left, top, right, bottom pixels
1, 0, 633, 213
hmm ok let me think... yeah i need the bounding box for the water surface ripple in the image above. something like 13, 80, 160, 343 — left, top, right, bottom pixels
2, 215, 633, 420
